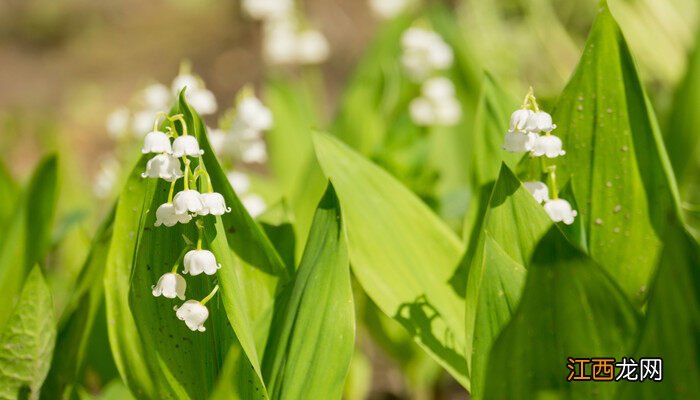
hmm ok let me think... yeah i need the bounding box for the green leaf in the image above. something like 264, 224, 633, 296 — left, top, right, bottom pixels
0, 160, 18, 241
313, 132, 469, 388
470, 74, 521, 188
263, 184, 354, 399
0, 266, 56, 400
464, 165, 553, 398
618, 225, 700, 398
483, 226, 640, 400
551, 2, 680, 303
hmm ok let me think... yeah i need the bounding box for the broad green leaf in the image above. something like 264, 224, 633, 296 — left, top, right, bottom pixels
483, 226, 640, 400
313, 132, 469, 388
665, 26, 700, 239
0, 266, 56, 400
470, 74, 520, 188
552, 1, 680, 303
263, 185, 354, 399
618, 225, 700, 398
78, 380, 135, 400
41, 208, 115, 399
464, 165, 553, 398
0, 154, 58, 330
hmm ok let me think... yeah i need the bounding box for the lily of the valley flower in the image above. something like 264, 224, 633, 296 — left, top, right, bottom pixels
526, 111, 557, 133
199, 192, 231, 216
183, 249, 221, 276
175, 300, 210, 332
155, 203, 192, 227
531, 135, 566, 158
142, 131, 172, 154
173, 190, 204, 215
509, 109, 533, 132
142, 83, 171, 112
152, 272, 186, 300
523, 181, 549, 204
503, 131, 537, 153
401, 27, 453, 81
142, 154, 183, 182
106, 107, 130, 139
235, 96, 274, 133
187, 89, 218, 116
295, 30, 331, 65
242, 194, 267, 217
543, 199, 578, 225
172, 135, 204, 158
409, 77, 462, 126
241, 140, 268, 164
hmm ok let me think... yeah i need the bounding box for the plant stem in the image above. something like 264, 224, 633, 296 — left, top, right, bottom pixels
200, 285, 219, 305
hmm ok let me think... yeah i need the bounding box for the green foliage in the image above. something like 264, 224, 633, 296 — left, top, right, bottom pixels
0, 266, 56, 400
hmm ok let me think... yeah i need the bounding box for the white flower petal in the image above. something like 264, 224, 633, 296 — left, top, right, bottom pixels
155, 203, 192, 227
199, 192, 231, 216
152, 272, 187, 300
531, 135, 566, 158
509, 109, 533, 132
503, 131, 537, 153
183, 250, 221, 276
175, 300, 209, 332
173, 190, 204, 215
523, 181, 550, 204
142, 154, 183, 182
544, 199, 578, 225
172, 135, 204, 158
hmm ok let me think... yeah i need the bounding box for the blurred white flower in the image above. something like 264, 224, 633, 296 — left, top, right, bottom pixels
227, 171, 251, 193
155, 203, 192, 227
241, 140, 268, 163
142, 83, 172, 111
242, 0, 293, 20
141, 154, 183, 182
131, 111, 154, 138
531, 135, 566, 158
409, 77, 462, 126
175, 300, 209, 332
296, 30, 330, 64
208, 128, 228, 155
526, 111, 557, 133
234, 96, 274, 133
173, 190, 204, 215
152, 272, 186, 300
199, 192, 231, 216
523, 181, 549, 204
171, 73, 201, 95
401, 27, 453, 81
141, 131, 172, 154
242, 194, 267, 217
543, 199, 578, 225
106, 107, 130, 139
369, 0, 410, 19
183, 249, 221, 276
509, 109, 533, 132
172, 135, 204, 158
502, 131, 537, 153
187, 89, 218, 116
93, 157, 120, 199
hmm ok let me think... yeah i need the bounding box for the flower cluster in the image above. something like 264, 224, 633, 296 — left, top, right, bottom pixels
503, 88, 577, 225
368, 0, 414, 20
242, 0, 329, 66
401, 26, 461, 127
143, 113, 228, 332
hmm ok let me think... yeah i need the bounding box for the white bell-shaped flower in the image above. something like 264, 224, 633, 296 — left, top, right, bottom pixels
523, 181, 549, 204
409, 77, 462, 126
422, 76, 456, 100
296, 30, 330, 65
106, 107, 130, 139
531, 135, 566, 158
199, 192, 231, 216
509, 109, 533, 132
141, 154, 183, 182
544, 199, 578, 225
155, 203, 192, 227
409, 98, 435, 126
187, 89, 218, 116
142, 131, 172, 154
526, 111, 557, 133
227, 171, 251, 194
503, 131, 537, 153
243, 194, 267, 217
172, 135, 204, 158
152, 272, 186, 300
175, 300, 209, 332
242, 0, 293, 20
183, 249, 221, 276
172, 73, 201, 95
173, 190, 204, 215
237, 97, 273, 132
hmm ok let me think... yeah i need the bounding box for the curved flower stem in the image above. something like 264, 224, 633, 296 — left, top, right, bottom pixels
196, 219, 204, 250
547, 165, 559, 199
152, 112, 169, 132
183, 159, 191, 191
169, 114, 188, 136
200, 285, 219, 305
167, 180, 177, 203
197, 157, 214, 193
